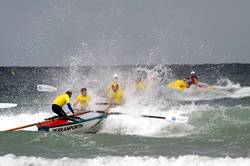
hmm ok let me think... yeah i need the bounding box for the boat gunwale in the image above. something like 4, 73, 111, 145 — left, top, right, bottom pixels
38, 114, 107, 129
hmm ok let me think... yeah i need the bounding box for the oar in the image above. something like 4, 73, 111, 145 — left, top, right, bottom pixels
5, 110, 188, 131
96, 111, 188, 123
95, 102, 109, 105
4, 111, 91, 131
0, 103, 17, 109
95, 102, 119, 106
37, 85, 57, 92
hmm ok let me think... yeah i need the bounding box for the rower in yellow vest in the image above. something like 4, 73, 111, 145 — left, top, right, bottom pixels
135, 77, 146, 92
73, 88, 91, 111
108, 74, 122, 92
105, 83, 125, 114
52, 91, 74, 117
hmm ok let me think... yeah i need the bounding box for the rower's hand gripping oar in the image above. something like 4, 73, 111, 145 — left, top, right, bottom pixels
96, 111, 188, 123
4, 111, 91, 131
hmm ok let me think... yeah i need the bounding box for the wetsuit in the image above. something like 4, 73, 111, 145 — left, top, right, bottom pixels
52, 93, 74, 117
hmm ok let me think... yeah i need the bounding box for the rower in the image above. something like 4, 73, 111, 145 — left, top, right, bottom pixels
52, 91, 74, 117
105, 83, 125, 114
135, 77, 146, 92
185, 71, 199, 87
73, 88, 91, 112
108, 74, 122, 92
98, 73, 122, 97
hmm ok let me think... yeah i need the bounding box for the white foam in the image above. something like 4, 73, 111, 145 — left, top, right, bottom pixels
1, 154, 250, 166
0, 89, 192, 136
99, 98, 191, 137
100, 114, 170, 136
0, 112, 53, 131
230, 87, 250, 98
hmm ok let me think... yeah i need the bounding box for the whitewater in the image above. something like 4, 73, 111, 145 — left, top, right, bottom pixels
1, 64, 250, 166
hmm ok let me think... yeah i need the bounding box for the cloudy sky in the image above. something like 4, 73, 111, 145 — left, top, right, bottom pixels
0, 0, 249, 66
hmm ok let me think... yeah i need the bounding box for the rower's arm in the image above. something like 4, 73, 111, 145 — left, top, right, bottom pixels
67, 103, 74, 114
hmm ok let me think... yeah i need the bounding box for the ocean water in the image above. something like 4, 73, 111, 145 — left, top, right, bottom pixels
1, 64, 250, 166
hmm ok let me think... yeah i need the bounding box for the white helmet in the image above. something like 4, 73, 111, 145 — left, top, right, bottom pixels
113, 74, 119, 79
191, 71, 195, 75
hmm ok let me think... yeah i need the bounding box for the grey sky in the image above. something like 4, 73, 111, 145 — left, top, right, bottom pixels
0, 0, 249, 66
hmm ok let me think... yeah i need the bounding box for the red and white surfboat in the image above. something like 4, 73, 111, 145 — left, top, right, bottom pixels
37, 111, 107, 133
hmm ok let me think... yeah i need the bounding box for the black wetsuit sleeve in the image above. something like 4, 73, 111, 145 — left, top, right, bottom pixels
67, 103, 74, 114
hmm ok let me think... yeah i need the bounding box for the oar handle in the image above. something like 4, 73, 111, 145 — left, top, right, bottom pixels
141, 115, 165, 119
95, 103, 109, 105
5, 122, 42, 131
96, 110, 123, 115
96, 111, 165, 119
95, 103, 118, 106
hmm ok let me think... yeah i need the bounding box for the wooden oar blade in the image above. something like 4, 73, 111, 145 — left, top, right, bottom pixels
5, 122, 42, 131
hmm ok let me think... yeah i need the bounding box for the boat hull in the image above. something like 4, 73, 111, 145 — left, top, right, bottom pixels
167, 80, 188, 91
37, 112, 107, 133
167, 80, 213, 92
